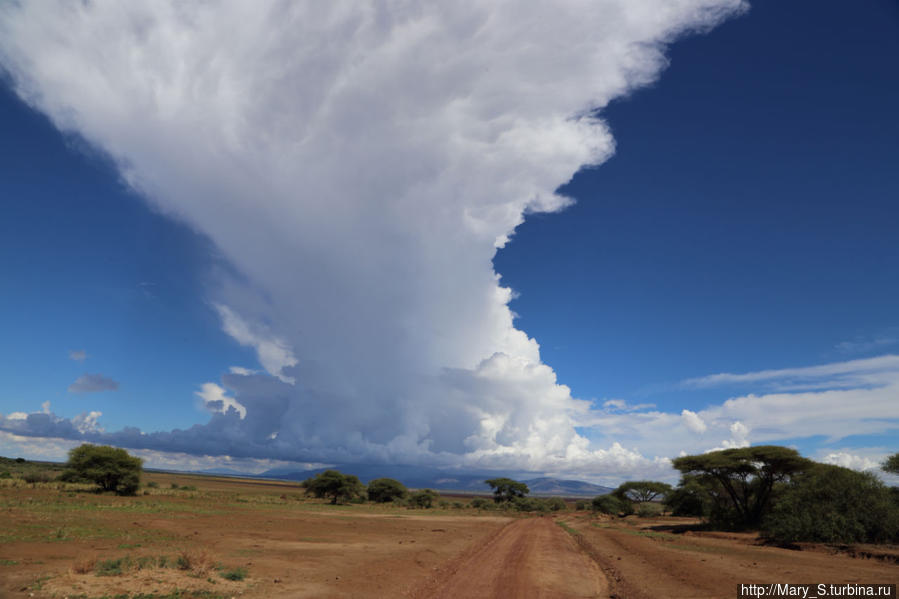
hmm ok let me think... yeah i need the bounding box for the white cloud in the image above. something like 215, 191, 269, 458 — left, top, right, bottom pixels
681, 354, 899, 390
820, 450, 883, 472
215, 305, 297, 384
0, 0, 746, 469
196, 382, 246, 420
68, 349, 87, 362
681, 409, 707, 434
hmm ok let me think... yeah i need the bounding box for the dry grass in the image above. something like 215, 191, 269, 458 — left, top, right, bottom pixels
176, 549, 214, 576
71, 556, 96, 574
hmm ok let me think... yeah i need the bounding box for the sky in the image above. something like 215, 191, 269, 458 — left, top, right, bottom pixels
0, 0, 896, 484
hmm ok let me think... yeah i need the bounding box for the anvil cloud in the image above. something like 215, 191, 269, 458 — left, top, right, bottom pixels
0, 0, 746, 474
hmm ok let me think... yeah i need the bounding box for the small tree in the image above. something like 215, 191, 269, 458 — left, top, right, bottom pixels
409, 488, 439, 508
485, 477, 529, 503
612, 481, 673, 504
882, 453, 899, 475
302, 470, 364, 504
367, 478, 408, 503
61, 444, 142, 496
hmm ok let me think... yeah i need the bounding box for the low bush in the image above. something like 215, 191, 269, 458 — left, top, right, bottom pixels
221, 566, 248, 581
762, 464, 899, 544
469, 497, 492, 509
591, 494, 627, 516
636, 502, 663, 517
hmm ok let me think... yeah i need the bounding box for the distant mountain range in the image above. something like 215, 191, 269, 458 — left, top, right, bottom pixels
196, 463, 613, 497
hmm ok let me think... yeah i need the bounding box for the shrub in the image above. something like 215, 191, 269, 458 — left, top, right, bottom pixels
221, 566, 248, 581
512, 496, 546, 512
409, 488, 439, 508
23, 471, 53, 484
636, 502, 663, 518
469, 497, 492, 509
575, 500, 588, 511
762, 464, 899, 544
591, 494, 626, 515
60, 444, 142, 496
146, 481, 159, 488
367, 478, 407, 503
544, 497, 568, 512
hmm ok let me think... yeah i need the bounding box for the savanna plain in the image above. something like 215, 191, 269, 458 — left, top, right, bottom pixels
1, 462, 897, 599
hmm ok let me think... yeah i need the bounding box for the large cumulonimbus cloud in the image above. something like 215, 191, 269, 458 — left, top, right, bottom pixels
0, 1, 746, 473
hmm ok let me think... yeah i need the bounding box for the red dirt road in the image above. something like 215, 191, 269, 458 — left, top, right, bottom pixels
409, 517, 608, 599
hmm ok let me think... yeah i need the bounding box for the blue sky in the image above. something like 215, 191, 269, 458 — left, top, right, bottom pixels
0, 0, 896, 482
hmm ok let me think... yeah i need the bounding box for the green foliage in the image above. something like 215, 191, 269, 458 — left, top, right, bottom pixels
672, 445, 811, 528
96, 556, 132, 576
409, 488, 439, 508
883, 453, 899, 475
612, 481, 673, 504
544, 497, 568, 512
469, 497, 493, 509
62, 444, 143, 496
636, 502, 663, 518
664, 475, 710, 517
220, 566, 248, 581
762, 464, 899, 544
485, 477, 529, 503
367, 478, 407, 503
591, 494, 627, 515
575, 500, 588, 511
301, 470, 365, 504
511, 496, 546, 512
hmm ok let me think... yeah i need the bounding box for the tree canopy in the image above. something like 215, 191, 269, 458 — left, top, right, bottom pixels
485, 477, 529, 503
302, 470, 364, 504
882, 453, 899, 475
672, 445, 811, 528
367, 478, 407, 503
612, 480, 672, 504
60, 444, 142, 496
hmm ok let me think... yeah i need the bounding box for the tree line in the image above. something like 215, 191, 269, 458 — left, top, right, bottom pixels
39, 443, 899, 545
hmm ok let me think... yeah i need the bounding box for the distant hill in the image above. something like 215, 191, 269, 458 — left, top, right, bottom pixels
523, 477, 613, 497
251, 464, 612, 496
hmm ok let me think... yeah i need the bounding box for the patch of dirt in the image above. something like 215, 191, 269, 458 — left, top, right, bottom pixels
409, 516, 607, 598
565, 515, 899, 599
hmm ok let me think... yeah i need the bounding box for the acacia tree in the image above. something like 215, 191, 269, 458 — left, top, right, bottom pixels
302, 470, 364, 504
485, 478, 529, 503
61, 444, 142, 496
883, 453, 899, 475
672, 445, 811, 528
367, 478, 407, 503
612, 481, 673, 504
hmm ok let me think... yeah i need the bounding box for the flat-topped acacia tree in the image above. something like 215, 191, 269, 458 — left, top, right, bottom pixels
485, 477, 529, 503
672, 445, 811, 528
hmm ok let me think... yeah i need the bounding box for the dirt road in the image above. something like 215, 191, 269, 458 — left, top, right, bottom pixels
409, 517, 608, 599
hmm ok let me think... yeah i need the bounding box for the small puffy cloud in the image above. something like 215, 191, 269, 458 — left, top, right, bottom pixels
68, 373, 119, 393
819, 450, 883, 472
68, 349, 87, 362
229, 366, 258, 376
196, 382, 246, 420
680, 409, 707, 434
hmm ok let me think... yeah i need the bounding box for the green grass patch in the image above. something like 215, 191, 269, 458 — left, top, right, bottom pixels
0, 559, 18, 566
96, 556, 133, 576
219, 566, 247, 581
556, 521, 578, 536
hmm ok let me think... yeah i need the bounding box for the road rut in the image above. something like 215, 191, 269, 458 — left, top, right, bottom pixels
409, 517, 607, 599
